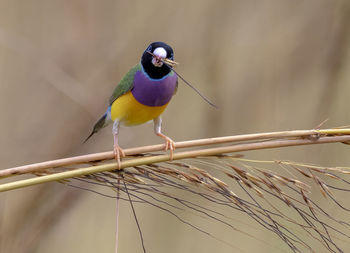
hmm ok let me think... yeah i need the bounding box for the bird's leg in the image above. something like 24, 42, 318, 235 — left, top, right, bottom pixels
113, 120, 125, 169
154, 116, 175, 160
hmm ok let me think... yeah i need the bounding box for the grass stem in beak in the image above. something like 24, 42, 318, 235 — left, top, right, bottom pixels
147, 51, 179, 67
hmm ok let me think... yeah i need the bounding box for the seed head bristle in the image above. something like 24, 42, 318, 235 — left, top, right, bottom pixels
272, 175, 289, 185
211, 177, 228, 188
292, 166, 312, 178
322, 183, 334, 198
265, 178, 282, 194
245, 173, 262, 185
230, 165, 248, 179
225, 172, 240, 181
301, 189, 315, 214
252, 186, 264, 198
124, 173, 145, 184
290, 179, 311, 192
324, 173, 339, 179
308, 166, 325, 173
167, 161, 191, 168
183, 173, 203, 184
134, 166, 147, 174
241, 177, 252, 188
281, 195, 292, 207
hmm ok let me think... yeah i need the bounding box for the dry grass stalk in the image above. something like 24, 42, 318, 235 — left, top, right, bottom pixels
1, 128, 350, 252
2, 128, 349, 179
1, 128, 350, 191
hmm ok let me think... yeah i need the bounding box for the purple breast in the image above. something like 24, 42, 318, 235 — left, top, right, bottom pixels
131, 70, 177, 107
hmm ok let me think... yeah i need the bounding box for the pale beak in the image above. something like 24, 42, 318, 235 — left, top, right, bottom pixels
147, 51, 179, 68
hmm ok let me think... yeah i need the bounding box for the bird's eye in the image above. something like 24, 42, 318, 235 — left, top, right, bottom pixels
147, 45, 152, 52
169, 52, 174, 60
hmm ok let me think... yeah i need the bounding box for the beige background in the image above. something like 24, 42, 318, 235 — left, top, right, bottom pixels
1, 0, 350, 252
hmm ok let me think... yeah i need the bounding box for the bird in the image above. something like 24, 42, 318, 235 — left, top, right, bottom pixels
84, 41, 179, 167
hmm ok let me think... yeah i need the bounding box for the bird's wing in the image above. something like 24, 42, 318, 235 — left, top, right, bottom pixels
108, 63, 141, 106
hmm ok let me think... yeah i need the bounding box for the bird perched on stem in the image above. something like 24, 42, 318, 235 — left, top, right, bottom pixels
85, 42, 179, 167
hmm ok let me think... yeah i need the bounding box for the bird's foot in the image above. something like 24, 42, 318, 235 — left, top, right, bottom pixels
157, 133, 175, 160
114, 145, 125, 169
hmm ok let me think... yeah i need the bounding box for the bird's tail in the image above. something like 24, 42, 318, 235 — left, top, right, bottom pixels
83, 113, 109, 143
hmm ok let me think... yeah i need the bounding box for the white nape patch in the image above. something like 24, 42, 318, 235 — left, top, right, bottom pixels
153, 47, 167, 58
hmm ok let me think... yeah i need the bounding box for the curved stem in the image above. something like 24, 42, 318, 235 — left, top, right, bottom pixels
1, 135, 350, 192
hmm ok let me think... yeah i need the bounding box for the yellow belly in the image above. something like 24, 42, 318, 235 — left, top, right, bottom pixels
110, 91, 168, 126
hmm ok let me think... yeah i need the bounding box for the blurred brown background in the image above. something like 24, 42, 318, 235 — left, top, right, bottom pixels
1, 0, 350, 252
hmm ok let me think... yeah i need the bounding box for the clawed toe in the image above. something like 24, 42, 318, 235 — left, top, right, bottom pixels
114, 145, 125, 169
164, 137, 175, 160
156, 133, 175, 160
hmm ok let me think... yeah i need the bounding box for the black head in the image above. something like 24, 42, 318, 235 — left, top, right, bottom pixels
141, 41, 174, 79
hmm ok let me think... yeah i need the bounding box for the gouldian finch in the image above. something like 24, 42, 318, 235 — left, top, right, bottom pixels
85, 42, 178, 166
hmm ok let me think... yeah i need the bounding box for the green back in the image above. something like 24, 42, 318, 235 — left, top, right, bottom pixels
108, 63, 141, 105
